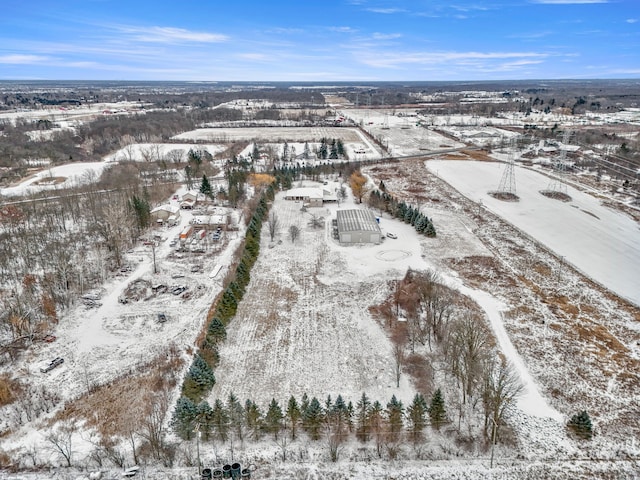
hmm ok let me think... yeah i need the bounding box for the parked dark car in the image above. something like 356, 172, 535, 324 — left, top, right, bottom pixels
171, 286, 187, 295
41, 357, 64, 373
157, 313, 167, 323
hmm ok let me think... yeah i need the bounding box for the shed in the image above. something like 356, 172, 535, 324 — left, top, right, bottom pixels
336, 209, 381, 245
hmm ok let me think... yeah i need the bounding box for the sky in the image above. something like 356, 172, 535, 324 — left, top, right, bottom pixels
0, 0, 638, 81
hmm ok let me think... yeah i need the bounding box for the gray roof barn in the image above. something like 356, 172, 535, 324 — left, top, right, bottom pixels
336, 209, 381, 245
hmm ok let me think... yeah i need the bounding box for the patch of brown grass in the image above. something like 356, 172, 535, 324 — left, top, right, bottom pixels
574, 322, 628, 356
403, 353, 433, 394
461, 149, 494, 161
0, 375, 21, 407
53, 345, 184, 438
547, 295, 579, 317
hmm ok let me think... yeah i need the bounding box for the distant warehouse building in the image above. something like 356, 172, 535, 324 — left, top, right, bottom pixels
336, 209, 381, 245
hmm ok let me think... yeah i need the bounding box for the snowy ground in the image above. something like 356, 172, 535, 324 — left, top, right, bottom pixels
210, 183, 422, 407
104, 143, 227, 163
0, 102, 144, 126
426, 160, 640, 307
344, 109, 467, 157
0, 161, 112, 197
173, 126, 369, 144
2, 109, 639, 478
0, 192, 244, 458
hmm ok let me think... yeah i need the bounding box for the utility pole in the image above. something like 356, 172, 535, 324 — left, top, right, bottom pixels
195, 422, 202, 476
490, 416, 498, 468
151, 242, 157, 274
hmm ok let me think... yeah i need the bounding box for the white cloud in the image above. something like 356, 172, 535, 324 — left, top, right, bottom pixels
626, 19, 638, 24
0, 54, 49, 64
509, 31, 553, 39
237, 53, 271, 61
366, 8, 406, 14
359, 51, 549, 69
116, 25, 228, 43
328, 26, 358, 33
372, 32, 402, 40
267, 27, 304, 35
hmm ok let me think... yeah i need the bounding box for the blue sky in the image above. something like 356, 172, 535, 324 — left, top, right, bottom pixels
0, 0, 638, 81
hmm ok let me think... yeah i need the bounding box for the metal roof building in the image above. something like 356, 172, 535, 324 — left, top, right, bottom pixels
336, 209, 381, 245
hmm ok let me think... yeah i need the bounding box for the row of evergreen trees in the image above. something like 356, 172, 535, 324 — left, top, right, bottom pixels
369, 185, 436, 237
171, 390, 448, 445
179, 185, 275, 404
318, 137, 346, 160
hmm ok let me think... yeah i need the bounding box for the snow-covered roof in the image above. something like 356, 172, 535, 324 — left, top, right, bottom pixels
151, 204, 180, 214
285, 187, 323, 199
561, 145, 581, 152
322, 189, 338, 201
182, 190, 199, 200
336, 209, 381, 233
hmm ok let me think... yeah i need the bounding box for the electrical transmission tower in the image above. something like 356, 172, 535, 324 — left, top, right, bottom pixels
541, 130, 572, 200
382, 113, 389, 129
496, 156, 517, 197
489, 138, 518, 200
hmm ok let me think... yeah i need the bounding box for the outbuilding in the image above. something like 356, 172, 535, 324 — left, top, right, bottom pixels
150, 204, 181, 224
336, 209, 381, 245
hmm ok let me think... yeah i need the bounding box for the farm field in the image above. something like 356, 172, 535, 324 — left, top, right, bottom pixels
173, 126, 369, 144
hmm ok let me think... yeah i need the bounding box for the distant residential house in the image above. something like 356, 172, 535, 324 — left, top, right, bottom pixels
150, 204, 181, 224
181, 191, 198, 202
284, 187, 324, 207
180, 191, 199, 209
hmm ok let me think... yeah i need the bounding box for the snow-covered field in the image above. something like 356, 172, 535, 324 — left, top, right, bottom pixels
211, 184, 421, 407
0, 102, 144, 126
173, 126, 368, 144
344, 109, 467, 157
2, 106, 640, 478
426, 160, 640, 307
0, 161, 111, 197
104, 143, 227, 163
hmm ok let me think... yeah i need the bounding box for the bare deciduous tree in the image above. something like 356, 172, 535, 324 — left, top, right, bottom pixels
138, 390, 170, 461
288, 224, 300, 243
447, 314, 491, 405
267, 212, 280, 242
45, 422, 76, 467
307, 214, 325, 230
482, 358, 524, 441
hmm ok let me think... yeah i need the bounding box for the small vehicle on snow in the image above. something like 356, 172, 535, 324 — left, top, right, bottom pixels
41, 357, 64, 373
386, 232, 398, 239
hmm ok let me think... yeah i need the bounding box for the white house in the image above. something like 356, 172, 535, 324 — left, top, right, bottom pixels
150, 204, 181, 224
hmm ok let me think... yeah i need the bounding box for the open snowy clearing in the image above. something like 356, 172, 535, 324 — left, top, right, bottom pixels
0, 102, 144, 126
343, 109, 467, 156
104, 143, 227, 163
426, 160, 640, 307
210, 184, 422, 407
173, 126, 376, 148
0, 161, 112, 197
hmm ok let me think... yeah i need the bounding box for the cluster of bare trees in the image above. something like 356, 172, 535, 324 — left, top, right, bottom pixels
0, 173, 162, 354
389, 269, 523, 443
